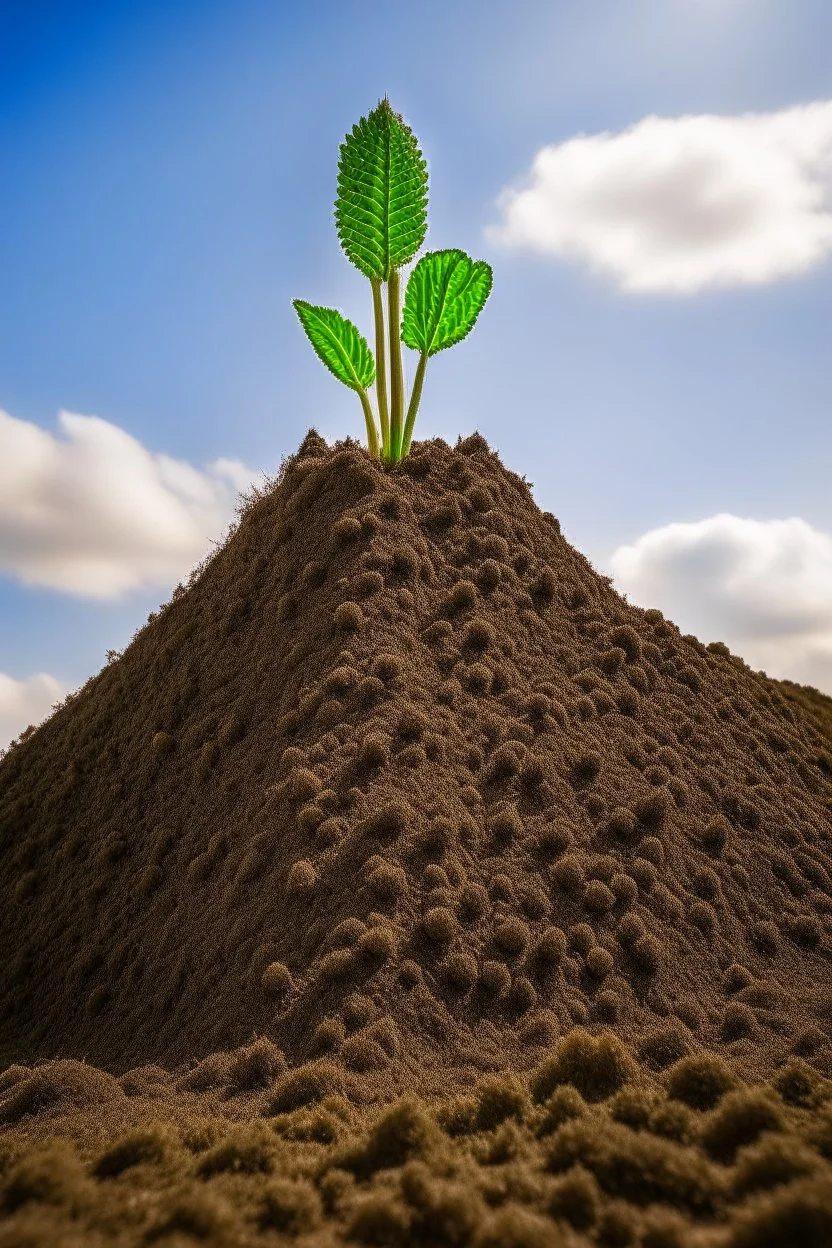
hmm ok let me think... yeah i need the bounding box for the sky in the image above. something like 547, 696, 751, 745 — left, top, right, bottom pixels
1, 0, 831, 753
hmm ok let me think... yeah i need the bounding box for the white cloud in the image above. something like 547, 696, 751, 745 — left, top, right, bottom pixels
0, 408, 264, 599
0, 406, 268, 754
604, 513, 832, 694
0, 672, 67, 758
484, 100, 832, 294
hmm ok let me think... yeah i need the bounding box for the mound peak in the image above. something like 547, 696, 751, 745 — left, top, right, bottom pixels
1, 429, 830, 1097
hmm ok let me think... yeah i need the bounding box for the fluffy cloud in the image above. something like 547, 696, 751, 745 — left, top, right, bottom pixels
484, 100, 832, 294
604, 513, 832, 694
0, 408, 263, 599
0, 406, 265, 754
0, 671, 67, 758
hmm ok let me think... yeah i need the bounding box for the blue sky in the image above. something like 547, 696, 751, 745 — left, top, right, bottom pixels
2, 0, 832, 751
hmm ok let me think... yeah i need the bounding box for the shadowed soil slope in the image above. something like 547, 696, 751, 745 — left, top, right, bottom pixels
0, 429, 830, 1245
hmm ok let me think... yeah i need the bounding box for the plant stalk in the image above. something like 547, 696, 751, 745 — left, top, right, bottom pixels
357, 388, 380, 459
387, 266, 405, 460
401, 350, 428, 458
370, 277, 390, 458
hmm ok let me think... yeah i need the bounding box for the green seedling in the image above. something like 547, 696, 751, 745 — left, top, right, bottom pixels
293, 95, 493, 462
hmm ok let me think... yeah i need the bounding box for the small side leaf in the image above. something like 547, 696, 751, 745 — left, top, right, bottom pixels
292, 300, 375, 392
401, 249, 493, 358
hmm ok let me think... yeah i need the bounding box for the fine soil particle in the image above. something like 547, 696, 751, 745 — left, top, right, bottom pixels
0, 428, 830, 1244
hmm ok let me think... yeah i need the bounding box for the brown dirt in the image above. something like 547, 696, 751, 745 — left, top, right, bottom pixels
1, 428, 830, 1245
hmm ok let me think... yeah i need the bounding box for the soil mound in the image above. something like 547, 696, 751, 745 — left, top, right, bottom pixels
2, 428, 832, 1243
1, 429, 830, 1098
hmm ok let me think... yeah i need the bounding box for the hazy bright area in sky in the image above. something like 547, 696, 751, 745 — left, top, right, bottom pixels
1, 0, 831, 751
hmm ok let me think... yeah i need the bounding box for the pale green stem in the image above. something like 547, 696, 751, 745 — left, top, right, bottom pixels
387, 266, 404, 461
401, 350, 428, 459
370, 277, 390, 459
357, 388, 380, 459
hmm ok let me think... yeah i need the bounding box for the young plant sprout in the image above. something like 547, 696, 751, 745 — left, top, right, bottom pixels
293, 95, 493, 463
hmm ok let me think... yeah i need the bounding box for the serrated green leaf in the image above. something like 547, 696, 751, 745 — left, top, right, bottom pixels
292, 300, 375, 392
334, 95, 429, 282
401, 249, 493, 358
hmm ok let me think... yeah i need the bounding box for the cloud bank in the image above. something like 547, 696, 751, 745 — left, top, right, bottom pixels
0, 406, 264, 752
604, 513, 832, 694
484, 99, 832, 293
0, 671, 66, 759
0, 408, 262, 599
